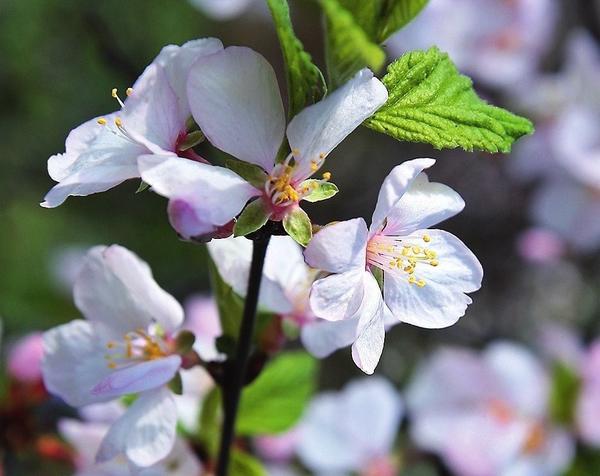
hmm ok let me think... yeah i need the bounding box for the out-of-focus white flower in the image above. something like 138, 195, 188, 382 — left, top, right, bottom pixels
387, 0, 558, 89
302, 159, 482, 374
48, 245, 87, 294
208, 236, 318, 326
297, 378, 403, 475
43, 245, 185, 469
407, 342, 575, 476
188, 0, 256, 20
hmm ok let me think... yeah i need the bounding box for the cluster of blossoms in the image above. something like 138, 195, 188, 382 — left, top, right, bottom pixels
37, 33, 487, 472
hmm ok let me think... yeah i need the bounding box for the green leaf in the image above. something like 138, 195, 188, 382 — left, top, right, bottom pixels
365, 47, 534, 153
224, 158, 267, 189
337, 0, 429, 42
177, 130, 205, 151
549, 362, 581, 426
321, 0, 386, 88
231, 450, 267, 476
283, 207, 312, 246
168, 372, 183, 395
135, 180, 150, 193
266, 0, 327, 118
237, 351, 317, 435
197, 387, 222, 456
300, 180, 339, 202
234, 200, 271, 237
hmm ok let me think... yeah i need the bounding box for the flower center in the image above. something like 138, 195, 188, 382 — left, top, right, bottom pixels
366, 233, 438, 287
264, 151, 331, 207
96, 87, 141, 145
104, 326, 168, 369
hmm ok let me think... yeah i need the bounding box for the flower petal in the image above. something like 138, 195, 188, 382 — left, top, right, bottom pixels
351, 272, 387, 374
287, 68, 388, 180
381, 173, 465, 237
370, 158, 436, 235
42, 320, 114, 407
96, 388, 177, 468
304, 218, 368, 273
153, 38, 224, 120
384, 230, 482, 328
309, 269, 365, 322
207, 236, 294, 314
139, 155, 260, 240
74, 245, 184, 335
301, 318, 359, 358
90, 355, 181, 400
187, 46, 285, 171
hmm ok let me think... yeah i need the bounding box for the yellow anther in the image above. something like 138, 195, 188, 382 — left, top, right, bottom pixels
402, 247, 410, 256
126, 87, 133, 96
322, 171, 331, 181
423, 234, 431, 242
292, 148, 300, 156
108, 362, 117, 369
310, 161, 319, 172
408, 276, 417, 284
111, 88, 118, 98
319, 152, 325, 159
417, 279, 426, 287
430, 259, 439, 267
106, 341, 116, 349
115, 117, 123, 127
97, 117, 107, 125
412, 246, 422, 254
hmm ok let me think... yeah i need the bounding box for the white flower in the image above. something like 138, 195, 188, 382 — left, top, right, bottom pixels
302, 159, 483, 373
407, 342, 575, 476
42, 245, 185, 468
297, 378, 403, 474
42, 39, 225, 208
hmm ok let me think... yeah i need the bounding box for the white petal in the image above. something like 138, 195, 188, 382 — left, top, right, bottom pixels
184, 296, 223, 362
576, 382, 600, 446
370, 158, 436, 235
42, 320, 114, 407
59, 418, 109, 469
207, 236, 294, 314
287, 68, 388, 180
90, 355, 181, 400
309, 269, 365, 322
74, 245, 184, 335
304, 218, 368, 273
301, 317, 359, 358
381, 173, 465, 236
153, 38, 224, 119
384, 230, 482, 328
139, 155, 260, 239
351, 272, 387, 374
189, 0, 254, 20
187, 46, 284, 171
96, 388, 177, 468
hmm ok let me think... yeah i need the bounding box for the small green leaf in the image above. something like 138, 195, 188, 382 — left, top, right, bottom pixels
365, 47, 534, 153
177, 130, 205, 151
283, 207, 312, 246
234, 200, 270, 237
231, 450, 267, 476
237, 351, 317, 435
337, 0, 429, 42
301, 180, 339, 202
549, 362, 581, 425
135, 180, 150, 193
267, 0, 327, 118
168, 372, 183, 395
321, 0, 386, 88
224, 158, 267, 188
197, 387, 222, 456
174, 330, 196, 354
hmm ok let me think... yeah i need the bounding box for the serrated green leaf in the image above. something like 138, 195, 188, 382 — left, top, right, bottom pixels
231, 450, 267, 476
321, 0, 386, 88
337, 0, 429, 42
365, 47, 534, 153
224, 158, 267, 188
234, 200, 271, 237
267, 0, 327, 118
237, 351, 317, 435
283, 207, 312, 246
300, 180, 339, 202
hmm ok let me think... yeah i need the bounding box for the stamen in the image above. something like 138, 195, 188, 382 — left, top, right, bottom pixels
322, 172, 331, 181
126, 87, 133, 96
97, 117, 107, 125
111, 88, 125, 107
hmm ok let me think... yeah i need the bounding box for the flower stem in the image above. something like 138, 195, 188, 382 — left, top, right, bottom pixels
216, 234, 271, 476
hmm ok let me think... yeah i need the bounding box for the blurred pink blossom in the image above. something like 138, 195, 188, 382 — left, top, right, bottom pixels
516, 228, 566, 264
255, 429, 301, 463
7, 332, 44, 383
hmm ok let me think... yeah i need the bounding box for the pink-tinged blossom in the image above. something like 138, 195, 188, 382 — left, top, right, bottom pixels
42, 245, 186, 468
42, 39, 224, 208
208, 236, 318, 326
387, 0, 557, 89
183, 295, 223, 362
302, 159, 482, 374
516, 228, 566, 264
139, 46, 388, 238
255, 429, 301, 464
296, 378, 403, 474
7, 332, 44, 383
59, 401, 201, 475
407, 343, 575, 476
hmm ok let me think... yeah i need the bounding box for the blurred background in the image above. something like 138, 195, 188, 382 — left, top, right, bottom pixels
1, 0, 600, 474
